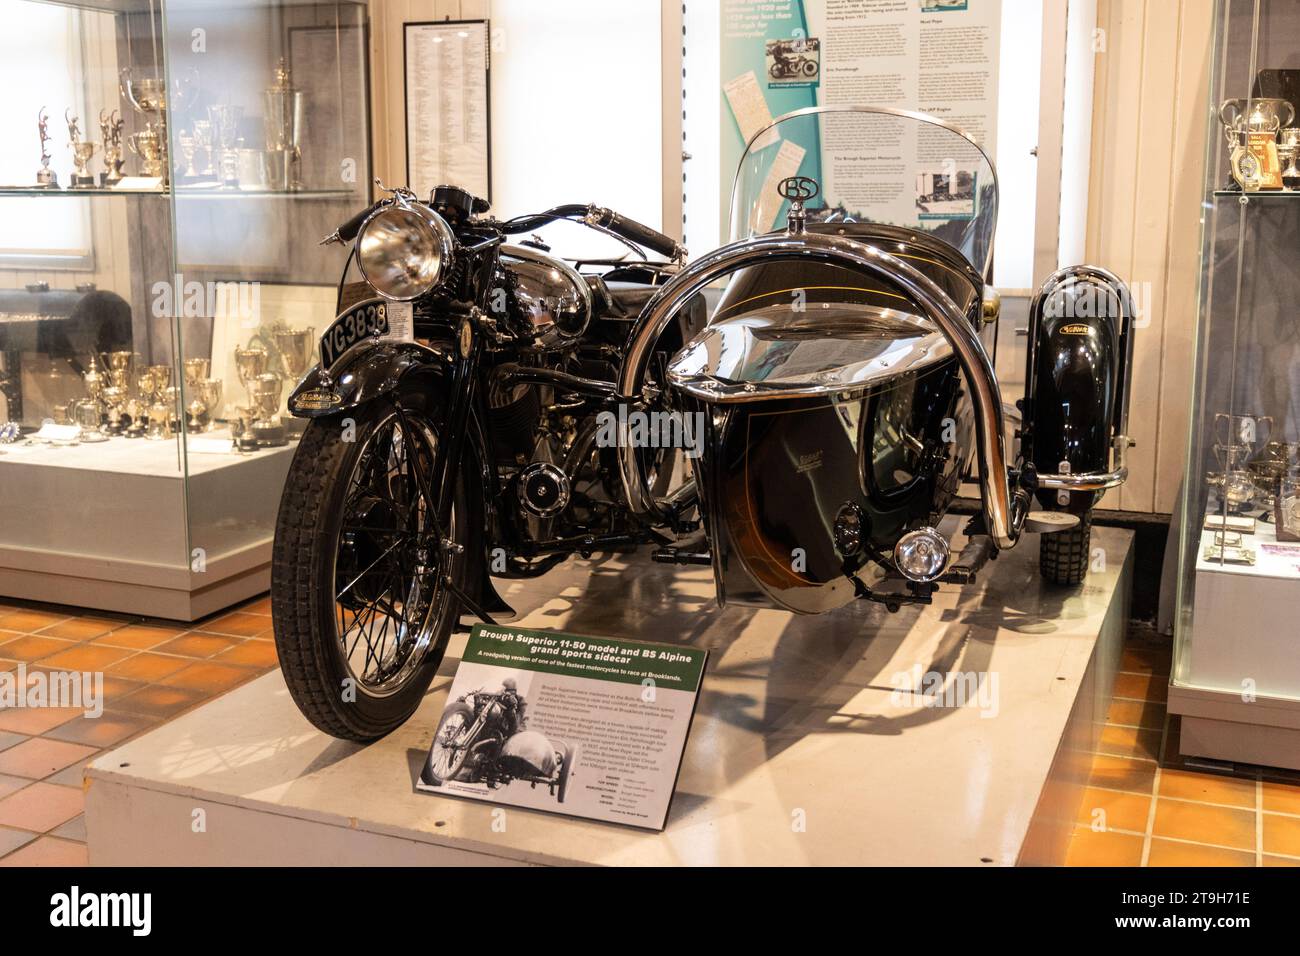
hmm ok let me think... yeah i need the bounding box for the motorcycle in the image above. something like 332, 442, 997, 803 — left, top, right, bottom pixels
422, 687, 576, 803
769, 53, 819, 80
271, 105, 1134, 742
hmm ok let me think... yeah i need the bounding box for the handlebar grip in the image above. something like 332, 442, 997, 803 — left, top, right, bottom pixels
337, 200, 384, 243
590, 207, 685, 260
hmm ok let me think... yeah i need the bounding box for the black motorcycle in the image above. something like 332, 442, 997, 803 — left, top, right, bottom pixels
271, 105, 1134, 742
422, 687, 576, 803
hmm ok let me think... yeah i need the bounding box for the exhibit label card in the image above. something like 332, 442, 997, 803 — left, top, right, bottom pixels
417, 625, 707, 831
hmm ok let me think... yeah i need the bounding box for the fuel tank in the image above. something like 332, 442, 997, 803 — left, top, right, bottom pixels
499, 244, 593, 350
667, 222, 981, 613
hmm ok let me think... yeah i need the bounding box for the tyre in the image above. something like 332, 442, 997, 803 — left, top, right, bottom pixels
424, 702, 477, 785
272, 385, 469, 742
555, 742, 578, 804
1039, 510, 1092, 586
801, 59, 818, 77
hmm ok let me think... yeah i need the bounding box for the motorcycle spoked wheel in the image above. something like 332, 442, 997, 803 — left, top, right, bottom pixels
424, 701, 476, 785
801, 59, 818, 77
272, 389, 469, 742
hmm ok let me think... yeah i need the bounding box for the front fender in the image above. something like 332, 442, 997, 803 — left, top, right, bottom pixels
286, 340, 454, 418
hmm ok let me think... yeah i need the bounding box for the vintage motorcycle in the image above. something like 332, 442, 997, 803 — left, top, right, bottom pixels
271, 105, 1134, 741
769, 52, 819, 80
422, 685, 576, 803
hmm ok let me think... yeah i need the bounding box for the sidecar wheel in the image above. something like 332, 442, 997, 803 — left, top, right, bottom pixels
555, 742, 578, 804
1039, 511, 1092, 586
272, 389, 469, 742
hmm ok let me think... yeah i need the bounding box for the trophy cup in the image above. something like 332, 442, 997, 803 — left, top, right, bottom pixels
73, 398, 107, 443
127, 126, 167, 179
35, 107, 58, 187
190, 119, 215, 179
263, 58, 303, 191
208, 104, 245, 188
231, 404, 259, 451
251, 373, 288, 446
182, 358, 211, 431
99, 110, 125, 186
198, 378, 223, 431
235, 345, 268, 407
101, 384, 128, 435
1219, 98, 1294, 191
1279, 128, 1300, 190
66, 110, 97, 189
82, 355, 105, 402
272, 327, 312, 436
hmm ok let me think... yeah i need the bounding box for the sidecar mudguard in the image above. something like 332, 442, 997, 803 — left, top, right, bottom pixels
500, 731, 558, 777
1021, 265, 1134, 513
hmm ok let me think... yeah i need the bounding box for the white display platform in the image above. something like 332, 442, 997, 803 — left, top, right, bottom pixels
0, 430, 293, 619
85, 523, 1133, 866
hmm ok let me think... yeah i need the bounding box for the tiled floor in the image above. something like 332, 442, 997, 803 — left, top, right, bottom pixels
2, 593, 1298, 866
1066, 627, 1300, 866
0, 594, 277, 866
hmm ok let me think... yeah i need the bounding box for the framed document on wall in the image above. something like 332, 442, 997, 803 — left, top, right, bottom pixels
404, 19, 491, 201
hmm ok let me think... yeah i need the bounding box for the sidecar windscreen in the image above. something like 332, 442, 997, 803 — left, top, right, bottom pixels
728, 106, 998, 277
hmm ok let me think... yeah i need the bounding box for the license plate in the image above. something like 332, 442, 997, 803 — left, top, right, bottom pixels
319, 298, 413, 371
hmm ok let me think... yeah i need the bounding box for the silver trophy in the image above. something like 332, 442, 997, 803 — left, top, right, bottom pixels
66, 109, 97, 188
99, 109, 125, 186
207, 104, 245, 188
263, 58, 303, 191
35, 107, 57, 187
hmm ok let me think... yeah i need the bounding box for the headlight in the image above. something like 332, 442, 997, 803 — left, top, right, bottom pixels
355, 200, 455, 301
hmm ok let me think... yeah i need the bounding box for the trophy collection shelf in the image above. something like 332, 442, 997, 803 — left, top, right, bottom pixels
1211, 189, 1300, 199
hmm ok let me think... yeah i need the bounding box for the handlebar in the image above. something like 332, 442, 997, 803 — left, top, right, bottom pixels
324, 198, 686, 262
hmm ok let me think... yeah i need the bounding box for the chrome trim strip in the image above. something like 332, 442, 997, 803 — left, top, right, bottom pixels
617, 230, 1025, 548
1036, 436, 1131, 491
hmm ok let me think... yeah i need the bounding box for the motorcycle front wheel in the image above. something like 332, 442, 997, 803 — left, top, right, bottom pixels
272, 388, 468, 742
424, 701, 476, 785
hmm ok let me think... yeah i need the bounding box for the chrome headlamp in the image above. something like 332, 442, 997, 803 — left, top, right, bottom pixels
355, 196, 455, 301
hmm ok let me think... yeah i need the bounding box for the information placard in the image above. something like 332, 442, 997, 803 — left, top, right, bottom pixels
418, 625, 706, 830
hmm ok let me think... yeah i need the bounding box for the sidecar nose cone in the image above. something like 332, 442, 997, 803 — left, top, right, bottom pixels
893, 527, 950, 582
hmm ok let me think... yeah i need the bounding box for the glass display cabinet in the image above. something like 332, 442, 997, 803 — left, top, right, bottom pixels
0, 0, 371, 619
1171, 0, 1300, 769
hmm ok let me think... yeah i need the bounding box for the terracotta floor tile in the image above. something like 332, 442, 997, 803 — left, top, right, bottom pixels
1263, 855, 1300, 866
1113, 672, 1168, 703
1153, 798, 1256, 851
0, 609, 71, 633
44, 758, 94, 789
1077, 787, 1151, 833
1105, 697, 1165, 729
97, 675, 148, 706
38, 644, 134, 670
1065, 825, 1144, 866
50, 813, 85, 842
1098, 724, 1163, 761
1147, 838, 1255, 866
0, 706, 82, 735
1120, 638, 1172, 673
0, 732, 24, 753
113, 684, 207, 718
1262, 780, 1300, 817
162, 662, 257, 694
194, 611, 273, 638
0, 635, 75, 663
215, 640, 279, 668
0, 782, 83, 832
91, 624, 182, 650
36, 617, 123, 641
240, 595, 272, 616
1158, 767, 1257, 808
0, 774, 29, 799
0, 835, 87, 866
45, 712, 155, 748
1087, 754, 1157, 794
0, 825, 37, 858
1263, 813, 1300, 857
154, 633, 242, 659
106, 652, 191, 683
0, 737, 98, 780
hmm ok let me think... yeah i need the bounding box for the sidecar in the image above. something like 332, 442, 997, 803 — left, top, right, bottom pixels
618, 106, 1134, 613
490, 731, 577, 804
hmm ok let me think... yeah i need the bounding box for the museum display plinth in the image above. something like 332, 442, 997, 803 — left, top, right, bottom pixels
85, 522, 1133, 866
0, 435, 293, 620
